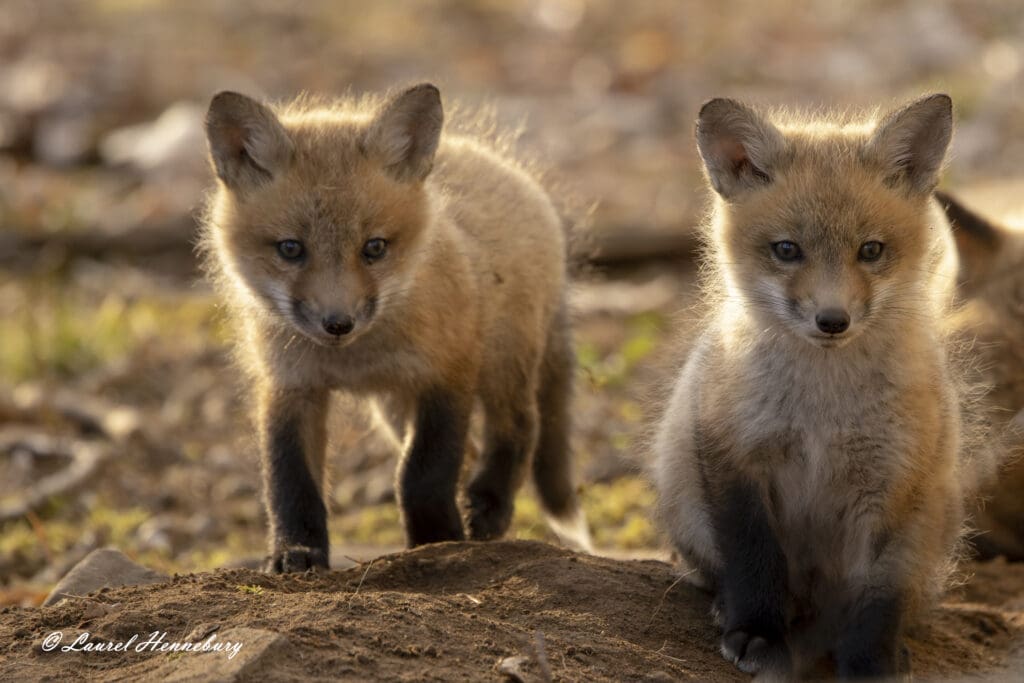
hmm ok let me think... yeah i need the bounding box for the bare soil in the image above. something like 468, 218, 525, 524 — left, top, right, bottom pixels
1, 541, 1022, 681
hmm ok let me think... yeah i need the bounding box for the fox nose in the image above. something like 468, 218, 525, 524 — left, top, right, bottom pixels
322, 314, 355, 337
815, 308, 850, 335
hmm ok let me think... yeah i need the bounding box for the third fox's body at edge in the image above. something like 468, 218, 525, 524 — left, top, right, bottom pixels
202, 85, 587, 573
654, 95, 974, 678
940, 188, 1024, 560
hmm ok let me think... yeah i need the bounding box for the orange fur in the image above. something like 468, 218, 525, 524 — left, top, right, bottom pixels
653, 95, 974, 677
200, 85, 590, 565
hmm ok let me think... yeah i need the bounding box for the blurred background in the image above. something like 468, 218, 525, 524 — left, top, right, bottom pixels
1, 0, 1022, 604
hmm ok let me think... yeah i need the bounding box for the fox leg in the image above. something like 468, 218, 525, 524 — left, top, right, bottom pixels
259, 385, 330, 573
832, 463, 957, 678
835, 588, 904, 679
465, 371, 540, 541
833, 527, 913, 678
397, 387, 473, 546
711, 477, 793, 677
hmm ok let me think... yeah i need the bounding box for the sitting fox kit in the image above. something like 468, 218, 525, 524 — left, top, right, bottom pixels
654, 95, 972, 678
201, 84, 587, 572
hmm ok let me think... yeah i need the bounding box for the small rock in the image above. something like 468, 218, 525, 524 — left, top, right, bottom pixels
43, 548, 167, 606
497, 655, 531, 682
185, 623, 221, 641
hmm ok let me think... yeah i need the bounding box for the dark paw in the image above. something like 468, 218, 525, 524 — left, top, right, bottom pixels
465, 486, 513, 541
264, 546, 328, 573
721, 629, 790, 676
836, 640, 905, 679
403, 500, 466, 547
837, 652, 899, 679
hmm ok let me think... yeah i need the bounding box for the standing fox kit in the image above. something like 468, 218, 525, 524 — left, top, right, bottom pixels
201, 84, 588, 572
654, 95, 973, 678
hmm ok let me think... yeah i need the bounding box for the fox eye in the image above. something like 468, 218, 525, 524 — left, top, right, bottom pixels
277, 239, 305, 261
858, 241, 884, 262
362, 238, 388, 262
771, 240, 802, 262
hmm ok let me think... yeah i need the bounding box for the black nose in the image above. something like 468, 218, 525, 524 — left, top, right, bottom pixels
815, 309, 850, 335
322, 314, 355, 337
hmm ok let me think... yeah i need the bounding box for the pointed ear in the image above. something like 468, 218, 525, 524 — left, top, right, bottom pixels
867, 94, 952, 195
935, 190, 1003, 287
364, 84, 443, 182
205, 91, 293, 191
695, 98, 786, 199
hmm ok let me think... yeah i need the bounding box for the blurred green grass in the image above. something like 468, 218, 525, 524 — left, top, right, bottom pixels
578, 311, 664, 389
1, 474, 658, 582
332, 474, 659, 554
0, 280, 224, 383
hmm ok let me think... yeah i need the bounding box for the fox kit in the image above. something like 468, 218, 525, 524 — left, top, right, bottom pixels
653, 95, 977, 678
200, 84, 589, 572
939, 190, 1024, 559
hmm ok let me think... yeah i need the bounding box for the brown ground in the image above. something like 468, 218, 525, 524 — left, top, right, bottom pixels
1, 541, 1022, 681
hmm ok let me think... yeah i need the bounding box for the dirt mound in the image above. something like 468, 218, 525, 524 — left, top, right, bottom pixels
1, 541, 1022, 681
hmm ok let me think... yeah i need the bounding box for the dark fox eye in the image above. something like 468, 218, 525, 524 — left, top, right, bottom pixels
277, 239, 305, 261
771, 240, 802, 262
362, 238, 388, 262
858, 241, 884, 262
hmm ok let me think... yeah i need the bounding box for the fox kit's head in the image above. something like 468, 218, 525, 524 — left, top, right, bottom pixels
696, 94, 953, 348
203, 84, 443, 347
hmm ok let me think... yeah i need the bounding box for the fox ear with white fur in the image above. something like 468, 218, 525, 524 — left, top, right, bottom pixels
866, 94, 952, 195
205, 91, 293, 192
695, 98, 786, 199
364, 83, 443, 182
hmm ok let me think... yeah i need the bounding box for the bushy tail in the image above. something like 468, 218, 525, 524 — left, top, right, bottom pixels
533, 302, 593, 552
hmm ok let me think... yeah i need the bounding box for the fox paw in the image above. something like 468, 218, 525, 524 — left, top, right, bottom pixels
465, 487, 513, 541
264, 546, 328, 574
721, 629, 790, 676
